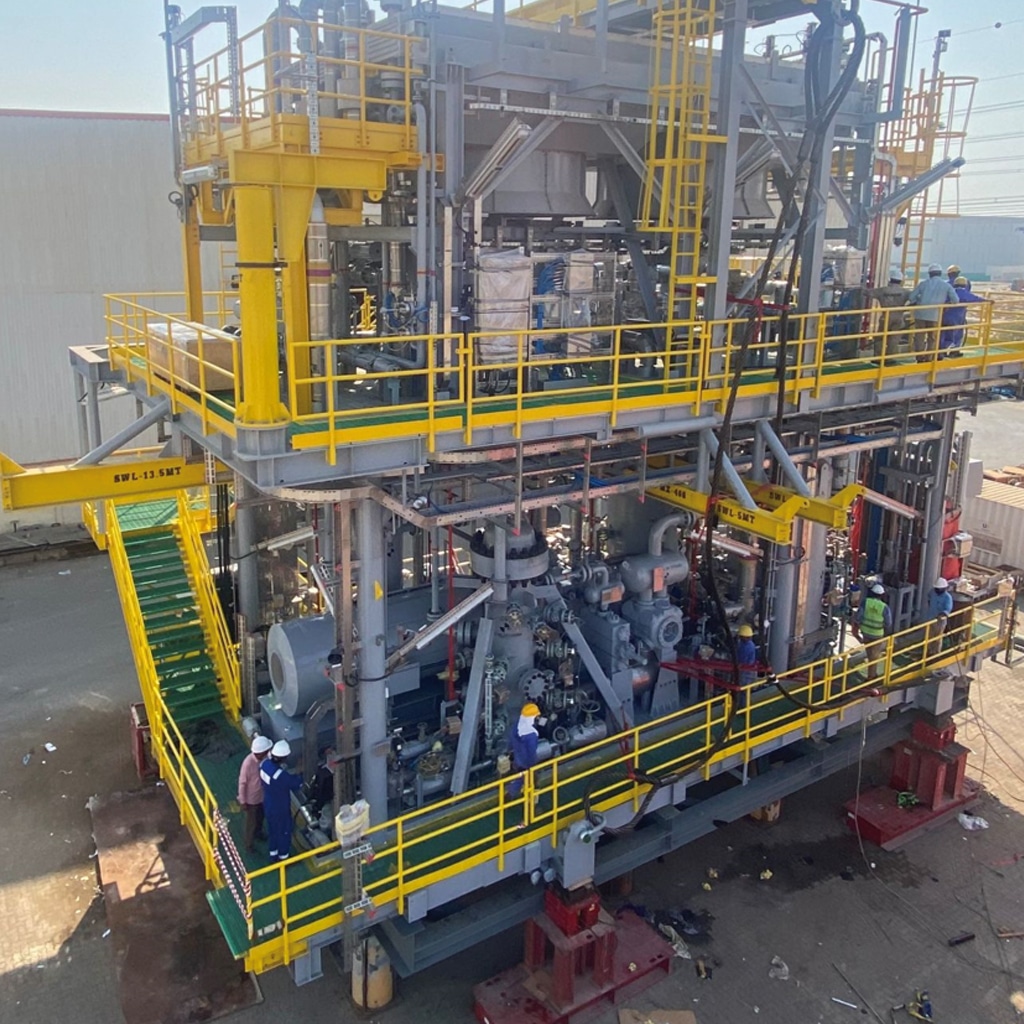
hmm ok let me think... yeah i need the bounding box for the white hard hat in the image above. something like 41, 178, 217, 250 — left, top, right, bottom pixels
889, 269, 903, 283
271, 739, 291, 759
871, 583, 886, 596
935, 577, 949, 589
251, 735, 273, 755
928, 262, 943, 274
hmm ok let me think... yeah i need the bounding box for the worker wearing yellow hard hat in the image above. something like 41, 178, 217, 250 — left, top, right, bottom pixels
508, 702, 542, 804
736, 623, 758, 687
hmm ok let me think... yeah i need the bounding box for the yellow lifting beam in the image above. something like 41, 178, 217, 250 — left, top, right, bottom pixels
0, 452, 209, 511
743, 481, 866, 529
647, 482, 809, 544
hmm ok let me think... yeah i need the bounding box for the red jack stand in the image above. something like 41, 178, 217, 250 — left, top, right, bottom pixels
845, 717, 980, 850
473, 885, 674, 1024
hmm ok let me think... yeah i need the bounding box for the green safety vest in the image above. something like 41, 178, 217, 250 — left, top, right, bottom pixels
861, 597, 886, 638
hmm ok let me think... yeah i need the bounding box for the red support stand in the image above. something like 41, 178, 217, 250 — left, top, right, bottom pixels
845, 717, 979, 850
473, 887, 674, 1024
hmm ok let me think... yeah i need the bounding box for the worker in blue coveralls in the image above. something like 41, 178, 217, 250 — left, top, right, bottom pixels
940, 276, 984, 355
926, 577, 954, 658
260, 739, 304, 861
736, 623, 758, 688
508, 702, 541, 801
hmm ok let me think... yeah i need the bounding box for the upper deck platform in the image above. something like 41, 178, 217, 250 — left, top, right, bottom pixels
103, 293, 1024, 487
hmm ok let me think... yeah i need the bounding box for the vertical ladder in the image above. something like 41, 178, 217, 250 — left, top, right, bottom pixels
641, 0, 720, 341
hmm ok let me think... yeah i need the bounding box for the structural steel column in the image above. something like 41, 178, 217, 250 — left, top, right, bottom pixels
235, 186, 289, 425
917, 411, 956, 616
357, 498, 389, 825
799, 459, 831, 640
706, 0, 748, 321
85, 379, 102, 450
234, 475, 261, 629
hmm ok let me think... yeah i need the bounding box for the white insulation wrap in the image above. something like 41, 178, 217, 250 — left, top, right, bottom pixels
564, 251, 596, 356
475, 248, 533, 365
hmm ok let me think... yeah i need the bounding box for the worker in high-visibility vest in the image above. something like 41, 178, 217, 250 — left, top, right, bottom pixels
854, 583, 892, 681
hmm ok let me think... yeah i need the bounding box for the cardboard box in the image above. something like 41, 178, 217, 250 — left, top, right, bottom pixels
618, 1010, 697, 1024
149, 321, 236, 392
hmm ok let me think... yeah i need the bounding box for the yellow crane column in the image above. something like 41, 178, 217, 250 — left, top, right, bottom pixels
235, 185, 290, 425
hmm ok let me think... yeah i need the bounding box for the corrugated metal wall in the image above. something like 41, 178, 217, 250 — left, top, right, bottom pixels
0, 111, 219, 531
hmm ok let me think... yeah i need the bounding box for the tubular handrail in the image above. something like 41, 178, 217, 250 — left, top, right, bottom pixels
104, 292, 1024, 456
175, 492, 241, 718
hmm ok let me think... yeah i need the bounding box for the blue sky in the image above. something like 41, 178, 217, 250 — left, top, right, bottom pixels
0, 1, 1020, 212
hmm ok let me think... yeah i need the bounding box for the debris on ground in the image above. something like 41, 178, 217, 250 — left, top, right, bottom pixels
958, 812, 989, 831
656, 923, 693, 959
694, 956, 712, 980
947, 931, 975, 946
22, 752, 31, 765
705, 867, 719, 880
768, 955, 789, 980
58, 570, 72, 576
44, 742, 57, 752
701, 881, 713, 891
759, 868, 773, 880
997, 928, 1024, 939
830, 996, 859, 1010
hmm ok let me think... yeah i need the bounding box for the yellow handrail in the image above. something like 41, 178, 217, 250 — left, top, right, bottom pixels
235, 589, 1009, 974
176, 492, 241, 718
105, 293, 1024, 458
104, 501, 225, 885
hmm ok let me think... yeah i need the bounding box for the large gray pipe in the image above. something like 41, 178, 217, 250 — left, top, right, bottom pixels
648, 513, 692, 557
357, 499, 390, 825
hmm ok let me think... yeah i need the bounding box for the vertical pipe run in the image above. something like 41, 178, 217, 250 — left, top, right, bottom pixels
770, 545, 796, 673
307, 194, 330, 413
357, 499, 390, 825
72, 372, 89, 458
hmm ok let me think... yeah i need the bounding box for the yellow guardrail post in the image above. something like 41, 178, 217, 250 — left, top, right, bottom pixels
550, 760, 559, 849
397, 818, 406, 914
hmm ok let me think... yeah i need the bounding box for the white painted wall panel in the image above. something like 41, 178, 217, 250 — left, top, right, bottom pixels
0, 111, 219, 530
961, 481, 1024, 571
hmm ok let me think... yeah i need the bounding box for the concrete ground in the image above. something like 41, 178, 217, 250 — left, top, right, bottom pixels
2, 399, 1024, 1024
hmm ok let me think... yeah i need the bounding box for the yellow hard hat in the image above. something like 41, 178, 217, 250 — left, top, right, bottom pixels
521, 702, 541, 718
954, 276, 967, 287
947, 264, 960, 276
737, 623, 754, 637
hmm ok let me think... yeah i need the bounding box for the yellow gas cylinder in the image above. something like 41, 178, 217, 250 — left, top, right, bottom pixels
351, 934, 393, 1009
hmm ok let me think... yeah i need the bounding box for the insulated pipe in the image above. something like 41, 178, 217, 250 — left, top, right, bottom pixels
73, 398, 171, 467
648, 513, 692, 557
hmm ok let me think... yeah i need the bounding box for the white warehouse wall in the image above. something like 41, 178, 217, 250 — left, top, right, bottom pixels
921, 216, 1024, 283
0, 110, 219, 531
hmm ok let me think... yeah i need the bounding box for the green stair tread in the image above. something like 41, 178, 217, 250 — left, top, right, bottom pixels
207, 889, 251, 959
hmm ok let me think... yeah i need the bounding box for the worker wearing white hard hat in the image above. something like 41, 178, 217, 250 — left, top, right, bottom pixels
237, 734, 274, 854
260, 738, 304, 861
908, 266, 959, 363
926, 577, 954, 660
866, 271, 910, 358
854, 583, 892, 681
